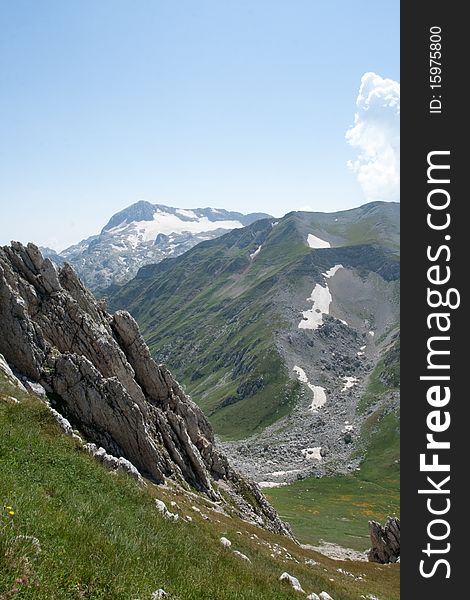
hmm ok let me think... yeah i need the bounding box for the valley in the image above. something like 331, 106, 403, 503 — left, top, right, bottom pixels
105, 201, 400, 554
1, 201, 400, 597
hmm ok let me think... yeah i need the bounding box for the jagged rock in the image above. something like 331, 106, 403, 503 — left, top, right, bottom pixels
0, 243, 291, 537
279, 572, 304, 593
219, 537, 232, 548
307, 594, 320, 600
319, 593, 334, 600
368, 517, 400, 563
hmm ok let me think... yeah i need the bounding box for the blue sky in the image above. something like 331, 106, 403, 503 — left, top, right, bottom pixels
0, 0, 399, 251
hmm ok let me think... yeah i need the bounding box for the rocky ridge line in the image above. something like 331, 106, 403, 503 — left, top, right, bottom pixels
0, 242, 290, 536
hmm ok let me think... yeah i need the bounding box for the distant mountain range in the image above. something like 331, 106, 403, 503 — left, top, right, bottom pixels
43, 201, 271, 290
107, 201, 400, 486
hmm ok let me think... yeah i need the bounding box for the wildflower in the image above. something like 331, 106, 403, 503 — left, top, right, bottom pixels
8, 511, 15, 516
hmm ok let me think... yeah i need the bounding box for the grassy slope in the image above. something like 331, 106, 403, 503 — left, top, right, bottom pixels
266, 339, 400, 552
0, 374, 399, 599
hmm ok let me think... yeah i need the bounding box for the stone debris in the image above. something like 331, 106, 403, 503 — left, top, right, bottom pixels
84, 443, 143, 482
219, 537, 232, 548
155, 499, 179, 522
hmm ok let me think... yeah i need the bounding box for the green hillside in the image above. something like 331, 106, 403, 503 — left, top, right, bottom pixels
0, 374, 400, 599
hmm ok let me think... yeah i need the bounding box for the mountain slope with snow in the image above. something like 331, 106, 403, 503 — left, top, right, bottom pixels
53, 201, 271, 290
107, 202, 400, 473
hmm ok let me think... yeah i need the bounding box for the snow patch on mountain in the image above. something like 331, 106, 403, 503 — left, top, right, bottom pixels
298, 265, 344, 330
298, 285, 331, 330
293, 366, 310, 385
293, 366, 326, 410
308, 386, 327, 411
108, 212, 245, 242
250, 245, 262, 260
324, 264, 344, 279
307, 233, 331, 249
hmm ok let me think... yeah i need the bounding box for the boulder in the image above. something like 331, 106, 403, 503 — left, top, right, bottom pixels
279, 572, 304, 593
219, 537, 232, 548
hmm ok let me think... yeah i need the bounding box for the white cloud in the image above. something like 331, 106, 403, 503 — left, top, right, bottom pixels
346, 72, 400, 202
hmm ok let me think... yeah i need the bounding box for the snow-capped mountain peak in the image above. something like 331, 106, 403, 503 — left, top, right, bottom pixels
55, 201, 271, 290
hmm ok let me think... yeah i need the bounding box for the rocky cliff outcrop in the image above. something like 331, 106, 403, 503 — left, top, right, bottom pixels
0, 242, 291, 536
367, 517, 400, 563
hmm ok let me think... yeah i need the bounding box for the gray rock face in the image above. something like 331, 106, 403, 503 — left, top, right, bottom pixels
0, 242, 290, 536
367, 517, 400, 563
0, 352, 27, 391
